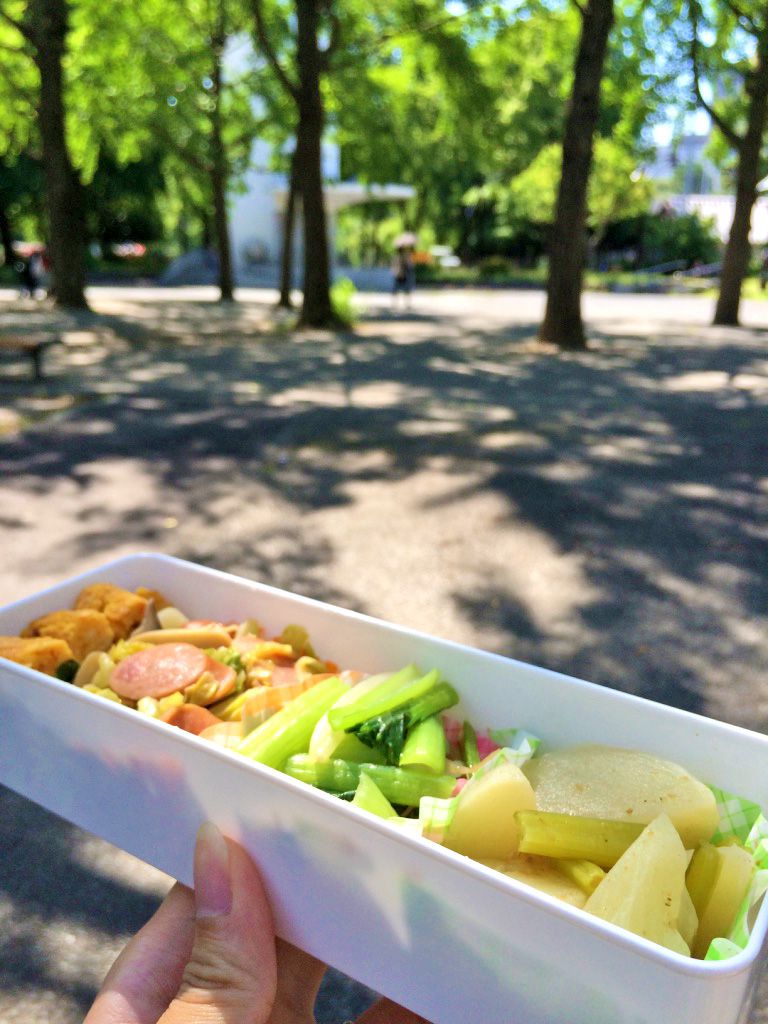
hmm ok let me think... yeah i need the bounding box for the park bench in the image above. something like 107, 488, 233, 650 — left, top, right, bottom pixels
0, 334, 63, 381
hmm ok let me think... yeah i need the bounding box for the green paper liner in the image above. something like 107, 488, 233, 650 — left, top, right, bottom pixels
705, 792, 768, 961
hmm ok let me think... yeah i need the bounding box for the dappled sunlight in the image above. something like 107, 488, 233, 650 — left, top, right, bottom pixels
127, 361, 190, 382
347, 381, 416, 408
308, 469, 599, 653
268, 384, 349, 407
664, 370, 732, 392
478, 429, 547, 450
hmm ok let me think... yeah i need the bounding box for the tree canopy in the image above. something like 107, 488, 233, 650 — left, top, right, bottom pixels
0, 0, 746, 325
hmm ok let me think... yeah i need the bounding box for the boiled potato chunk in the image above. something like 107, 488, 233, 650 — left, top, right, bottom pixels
585, 813, 690, 956
480, 855, 587, 908
690, 844, 754, 958
524, 745, 718, 848
444, 762, 536, 860
677, 885, 698, 950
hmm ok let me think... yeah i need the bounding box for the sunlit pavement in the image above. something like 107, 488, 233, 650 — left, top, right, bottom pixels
1, 284, 768, 1022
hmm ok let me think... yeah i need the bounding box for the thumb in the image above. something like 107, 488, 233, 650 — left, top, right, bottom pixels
159, 823, 278, 1024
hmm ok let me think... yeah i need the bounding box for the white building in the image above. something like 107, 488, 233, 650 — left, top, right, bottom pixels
647, 128, 768, 244
228, 139, 415, 282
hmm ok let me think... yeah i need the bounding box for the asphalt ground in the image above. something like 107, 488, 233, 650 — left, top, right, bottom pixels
1, 285, 767, 1022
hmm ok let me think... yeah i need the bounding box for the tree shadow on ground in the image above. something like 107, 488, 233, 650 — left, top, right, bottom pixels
2, 294, 768, 1024
2, 302, 767, 733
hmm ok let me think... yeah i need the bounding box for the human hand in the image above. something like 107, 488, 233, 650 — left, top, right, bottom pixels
85, 823, 427, 1024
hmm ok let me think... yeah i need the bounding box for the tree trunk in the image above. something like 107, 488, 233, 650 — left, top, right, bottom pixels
0, 203, 14, 268
295, 0, 335, 327
278, 151, 298, 307
27, 0, 88, 309
210, 35, 234, 302
539, 0, 614, 349
713, 42, 768, 326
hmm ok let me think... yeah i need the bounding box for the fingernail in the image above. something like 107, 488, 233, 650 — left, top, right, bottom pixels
194, 822, 232, 918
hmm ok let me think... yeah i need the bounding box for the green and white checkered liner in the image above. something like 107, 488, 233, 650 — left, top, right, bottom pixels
419, 731, 541, 843
487, 728, 541, 765
705, 792, 768, 962
708, 785, 763, 845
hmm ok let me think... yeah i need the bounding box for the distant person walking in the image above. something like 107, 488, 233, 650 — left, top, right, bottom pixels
15, 255, 39, 298
391, 244, 415, 309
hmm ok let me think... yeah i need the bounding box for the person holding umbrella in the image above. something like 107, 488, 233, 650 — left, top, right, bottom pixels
391, 231, 417, 309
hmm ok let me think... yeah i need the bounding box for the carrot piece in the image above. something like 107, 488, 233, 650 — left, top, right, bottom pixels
160, 704, 221, 736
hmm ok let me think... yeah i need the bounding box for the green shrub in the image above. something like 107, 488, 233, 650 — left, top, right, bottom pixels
642, 212, 720, 269
476, 255, 516, 279
331, 276, 358, 325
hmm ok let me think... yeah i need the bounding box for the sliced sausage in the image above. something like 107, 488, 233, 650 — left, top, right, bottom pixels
160, 704, 222, 736
110, 643, 207, 700
270, 663, 299, 688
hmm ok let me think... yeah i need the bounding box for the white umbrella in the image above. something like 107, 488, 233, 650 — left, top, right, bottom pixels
393, 232, 418, 249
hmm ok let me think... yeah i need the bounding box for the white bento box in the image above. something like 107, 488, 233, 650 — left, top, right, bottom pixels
0, 552, 766, 1024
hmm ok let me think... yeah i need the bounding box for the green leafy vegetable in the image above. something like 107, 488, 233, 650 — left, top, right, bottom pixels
55, 659, 80, 683
327, 664, 430, 732
353, 772, 398, 818
462, 720, 480, 767
399, 715, 447, 774
283, 754, 456, 804
350, 681, 459, 764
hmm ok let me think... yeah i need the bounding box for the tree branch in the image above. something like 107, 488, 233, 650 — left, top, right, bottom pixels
248, 0, 299, 101
331, 5, 480, 73
721, 0, 759, 34
690, 1, 743, 149
319, 7, 341, 70
570, 0, 587, 16
0, 4, 30, 40
153, 120, 212, 175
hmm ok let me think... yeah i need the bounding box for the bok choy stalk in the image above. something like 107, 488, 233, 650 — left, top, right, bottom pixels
399, 715, 447, 774
352, 772, 398, 818
350, 681, 459, 765
515, 810, 645, 869
327, 665, 436, 732
236, 675, 349, 769
284, 754, 456, 804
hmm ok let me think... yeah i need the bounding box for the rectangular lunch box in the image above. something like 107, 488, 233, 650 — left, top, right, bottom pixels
0, 552, 766, 1024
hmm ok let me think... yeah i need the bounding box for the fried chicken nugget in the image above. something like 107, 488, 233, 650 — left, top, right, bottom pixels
21, 609, 114, 662
74, 583, 147, 640
0, 636, 75, 676
135, 587, 172, 611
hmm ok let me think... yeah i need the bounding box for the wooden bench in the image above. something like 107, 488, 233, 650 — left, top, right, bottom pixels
0, 334, 63, 380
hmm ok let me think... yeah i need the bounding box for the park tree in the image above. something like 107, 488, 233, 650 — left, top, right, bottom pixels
539, 0, 615, 349
0, 0, 88, 307
250, 0, 340, 327
688, 0, 768, 326
104, 0, 258, 301
501, 138, 652, 259
249, 0, 491, 321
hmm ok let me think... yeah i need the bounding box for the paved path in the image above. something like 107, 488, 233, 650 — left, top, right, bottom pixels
1, 285, 767, 1021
